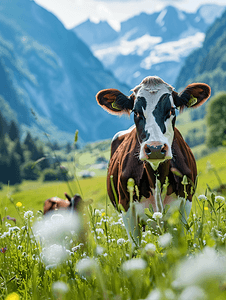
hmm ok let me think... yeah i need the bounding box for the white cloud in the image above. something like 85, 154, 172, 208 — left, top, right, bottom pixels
34, 0, 226, 30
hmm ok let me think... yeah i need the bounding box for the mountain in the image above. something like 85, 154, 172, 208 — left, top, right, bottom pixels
174, 9, 226, 123
73, 4, 225, 88
0, 0, 132, 143
175, 8, 226, 94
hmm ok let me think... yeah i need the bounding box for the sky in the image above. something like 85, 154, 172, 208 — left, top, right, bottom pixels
34, 0, 226, 31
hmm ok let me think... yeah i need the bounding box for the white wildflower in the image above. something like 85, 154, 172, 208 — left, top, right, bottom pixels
145, 243, 156, 256
52, 281, 69, 296
179, 286, 206, 300
153, 212, 163, 220
215, 196, 225, 203
95, 245, 104, 255
42, 244, 67, 265
173, 247, 226, 288
24, 210, 34, 220
198, 195, 207, 201
145, 288, 161, 300
72, 243, 84, 252
76, 258, 98, 277
158, 233, 172, 248
33, 211, 81, 246
95, 228, 104, 235
117, 238, 126, 245
9, 226, 20, 233
122, 258, 147, 273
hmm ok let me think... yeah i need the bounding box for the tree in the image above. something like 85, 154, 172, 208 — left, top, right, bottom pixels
0, 111, 8, 138
23, 132, 40, 161
8, 153, 22, 185
8, 121, 20, 141
13, 139, 25, 163
21, 161, 40, 180
206, 92, 226, 148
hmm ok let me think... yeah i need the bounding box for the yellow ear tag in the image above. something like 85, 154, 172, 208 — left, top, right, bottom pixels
112, 101, 121, 110
188, 95, 197, 107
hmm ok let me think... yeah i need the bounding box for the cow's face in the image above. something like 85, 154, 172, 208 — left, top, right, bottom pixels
131, 78, 176, 168
96, 76, 211, 169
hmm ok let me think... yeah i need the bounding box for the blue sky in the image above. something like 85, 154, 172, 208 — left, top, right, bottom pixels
34, 0, 226, 30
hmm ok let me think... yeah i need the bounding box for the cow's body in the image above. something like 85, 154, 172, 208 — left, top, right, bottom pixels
43, 193, 83, 215
96, 76, 211, 223
107, 125, 197, 213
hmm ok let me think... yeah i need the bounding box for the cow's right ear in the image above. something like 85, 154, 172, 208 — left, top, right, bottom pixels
96, 89, 135, 115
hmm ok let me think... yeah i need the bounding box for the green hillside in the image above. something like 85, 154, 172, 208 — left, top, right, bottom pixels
0, 147, 225, 225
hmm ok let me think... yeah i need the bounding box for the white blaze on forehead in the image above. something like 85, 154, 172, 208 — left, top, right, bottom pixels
132, 76, 175, 163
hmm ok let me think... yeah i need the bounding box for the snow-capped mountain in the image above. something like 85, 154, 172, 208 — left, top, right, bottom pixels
73, 4, 225, 88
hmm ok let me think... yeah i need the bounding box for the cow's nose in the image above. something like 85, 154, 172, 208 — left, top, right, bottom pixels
144, 143, 168, 160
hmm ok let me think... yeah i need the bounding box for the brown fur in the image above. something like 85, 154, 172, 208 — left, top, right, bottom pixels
107, 127, 197, 212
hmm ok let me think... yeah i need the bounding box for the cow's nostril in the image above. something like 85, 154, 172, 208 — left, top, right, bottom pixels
161, 144, 167, 155
144, 145, 152, 155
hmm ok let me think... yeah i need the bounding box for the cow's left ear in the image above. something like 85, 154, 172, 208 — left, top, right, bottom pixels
172, 83, 211, 109
96, 89, 135, 115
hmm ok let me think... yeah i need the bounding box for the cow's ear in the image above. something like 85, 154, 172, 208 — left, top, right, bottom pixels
96, 89, 134, 115
172, 83, 211, 109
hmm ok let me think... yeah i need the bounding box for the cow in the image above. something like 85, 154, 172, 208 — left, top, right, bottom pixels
96, 76, 211, 243
43, 193, 83, 215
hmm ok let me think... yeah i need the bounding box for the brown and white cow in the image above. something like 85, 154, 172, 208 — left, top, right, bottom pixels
43, 193, 83, 215
96, 76, 210, 238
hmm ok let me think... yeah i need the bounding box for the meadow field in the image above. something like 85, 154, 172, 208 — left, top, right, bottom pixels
0, 147, 226, 299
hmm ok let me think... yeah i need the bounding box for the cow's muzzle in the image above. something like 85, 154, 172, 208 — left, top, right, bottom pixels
144, 143, 168, 160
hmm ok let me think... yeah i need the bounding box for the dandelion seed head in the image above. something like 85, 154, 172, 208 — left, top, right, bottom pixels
122, 258, 147, 273
145, 243, 156, 256
145, 288, 161, 300
95, 245, 104, 255
158, 233, 172, 248
33, 211, 81, 245
174, 247, 226, 288
76, 258, 98, 277
52, 281, 69, 295
42, 244, 67, 265
179, 286, 206, 300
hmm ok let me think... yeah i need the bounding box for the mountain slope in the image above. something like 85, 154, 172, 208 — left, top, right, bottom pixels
0, 0, 132, 142
73, 4, 225, 88
175, 8, 226, 95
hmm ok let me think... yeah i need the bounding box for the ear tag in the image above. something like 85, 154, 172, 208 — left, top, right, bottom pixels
112, 101, 121, 110
188, 95, 197, 107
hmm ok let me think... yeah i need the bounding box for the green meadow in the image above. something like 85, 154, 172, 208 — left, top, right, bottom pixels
0, 146, 226, 300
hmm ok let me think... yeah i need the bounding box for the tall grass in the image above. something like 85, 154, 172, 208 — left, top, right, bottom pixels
1, 185, 226, 299
0, 142, 226, 299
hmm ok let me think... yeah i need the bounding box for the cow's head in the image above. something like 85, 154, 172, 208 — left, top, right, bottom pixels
96, 76, 211, 169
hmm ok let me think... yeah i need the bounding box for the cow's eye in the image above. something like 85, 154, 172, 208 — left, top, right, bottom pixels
133, 110, 139, 118
171, 107, 176, 115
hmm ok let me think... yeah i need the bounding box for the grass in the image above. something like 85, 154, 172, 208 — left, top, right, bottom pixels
0, 148, 226, 299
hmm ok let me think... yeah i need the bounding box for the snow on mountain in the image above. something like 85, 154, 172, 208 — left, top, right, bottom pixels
141, 32, 205, 69
198, 4, 225, 24
73, 4, 225, 88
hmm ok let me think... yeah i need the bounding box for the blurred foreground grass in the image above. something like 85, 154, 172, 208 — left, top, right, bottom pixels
0, 147, 226, 299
